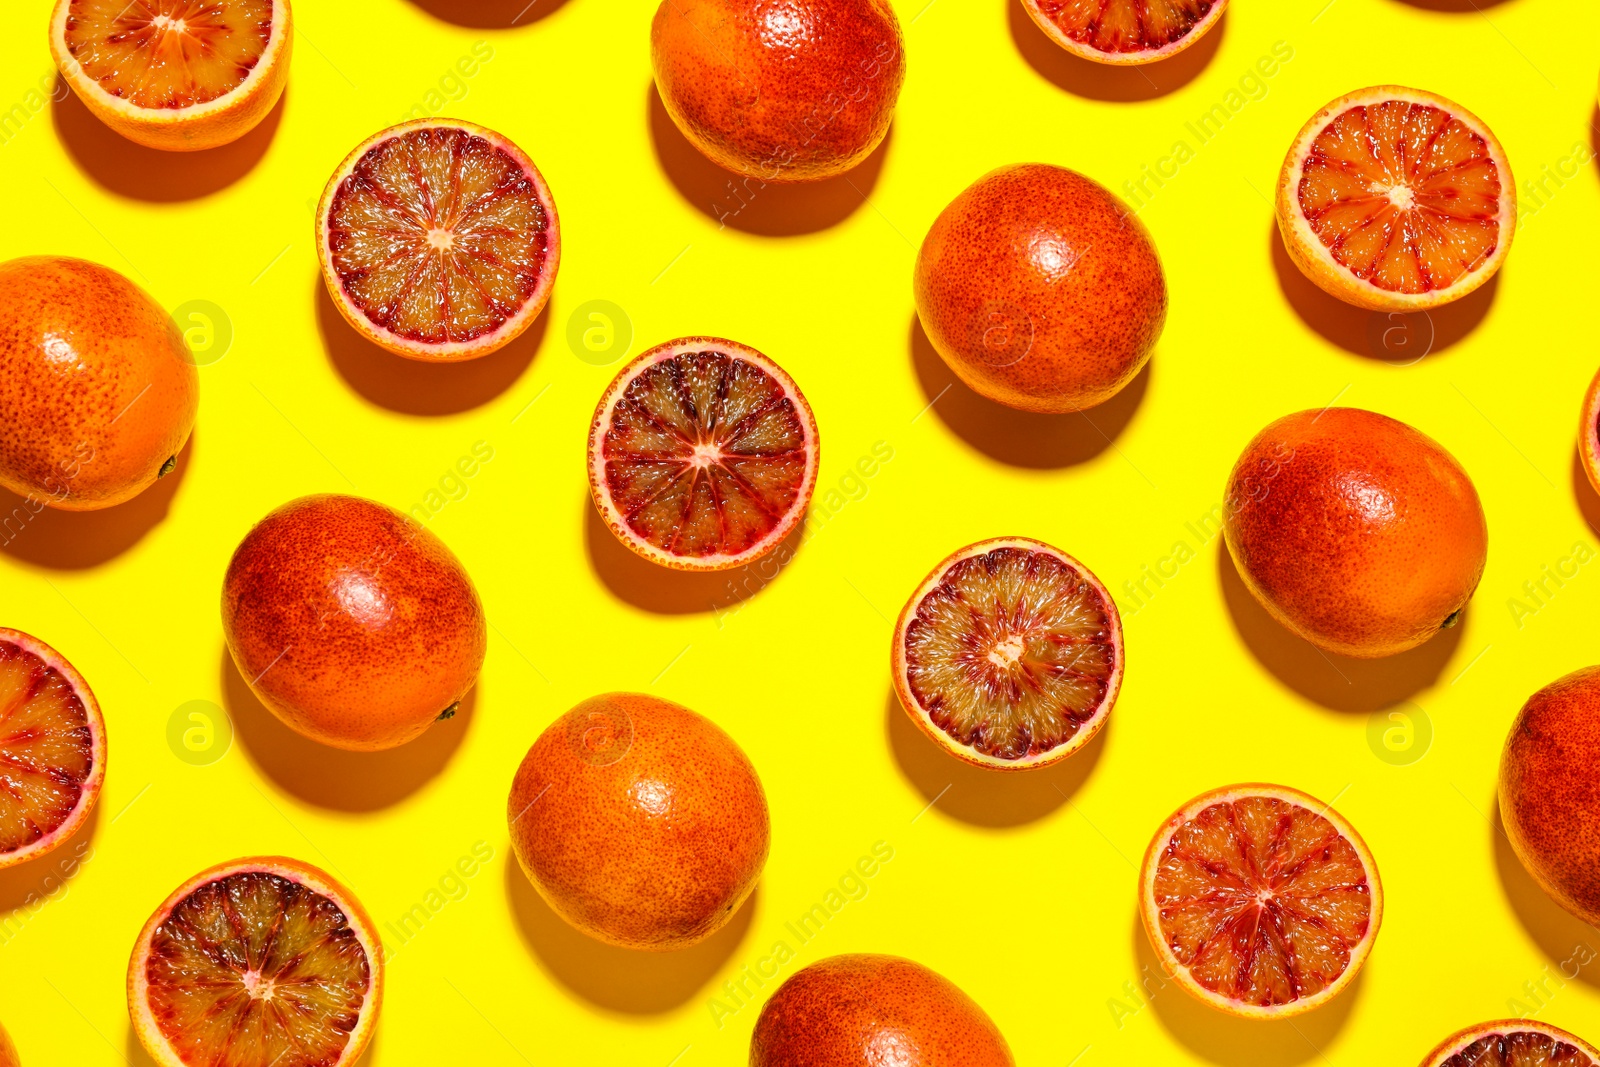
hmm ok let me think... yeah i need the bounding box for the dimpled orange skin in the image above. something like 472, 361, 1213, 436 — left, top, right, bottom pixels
1224, 408, 1487, 659
507, 693, 769, 950
0, 257, 197, 510
1499, 667, 1600, 925
914, 164, 1167, 414
751, 954, 1015, 1067
222, 494, 487, 752
0, 1018, 16, 1067
651, 0, 905, 182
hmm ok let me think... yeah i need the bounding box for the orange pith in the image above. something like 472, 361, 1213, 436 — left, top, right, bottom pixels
1031, 0, 1220, 55
0, 630, 103, 869
1141, 785, 1380, 1018
1423, 1023, 1600, 1067
893, 538, 1122, 769
589, 339, 819, 571
320, 121, 559, 361
62, 0, 272, 109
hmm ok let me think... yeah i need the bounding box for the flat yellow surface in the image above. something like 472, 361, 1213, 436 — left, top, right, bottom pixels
2, 0, 1599, 1063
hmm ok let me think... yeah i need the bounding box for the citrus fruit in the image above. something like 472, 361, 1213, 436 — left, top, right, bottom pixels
651, 0, 905, 182
1020, 0, 1227, 66
1421, 1021, 1600, 1067
1139, 783, 1382, 1019
50, 0, 292, 152
222, 494, 487, 752
128, 856, 382, 1067
751, 954, 1015, 1067
1499, 667, 1600, 925
914, 164, 1167, 413
0, 256, 198, 511
1276, 86, 1514, 312
0, 1019, 15, 1067
508, 692, 769, 950
891, 537, 1122, 771
317, 118, 560, 362
588, 337, 819, 571
0, 628, 106, 871
1224, 407, 1486, 659
1579, 367, 1600, 498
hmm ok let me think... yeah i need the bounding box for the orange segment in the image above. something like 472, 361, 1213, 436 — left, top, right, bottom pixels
1423, 1023, 1600, 1067
1022, 0, 1226, 65
62, 0, 274, 109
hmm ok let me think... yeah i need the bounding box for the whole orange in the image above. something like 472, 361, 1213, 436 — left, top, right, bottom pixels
222, 495, 487, 752
508, 693, 769, 950
0, 256, 197, 510
914, 164, 1167, 413
1499, 667, 1600, 924
1223, 408, 1487, 658
651, 0, 904, 182
751, 954, 1014, 1066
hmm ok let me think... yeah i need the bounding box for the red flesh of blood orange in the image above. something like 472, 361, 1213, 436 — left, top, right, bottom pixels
1022, 0, 1227, 65
588, 338, 819, 571
1422, 1022, 1600, 1067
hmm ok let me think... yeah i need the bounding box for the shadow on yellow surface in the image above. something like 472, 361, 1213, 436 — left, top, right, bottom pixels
1268, 219, 1499, 362
583, 494, 804, 615
1393, 0, 1511, 10
403, 0, 570, 27
647, 84, 890, 237
1217, 543, 1464, 713
1132, 911, 1360, 1065
909, 314, 1149, 469
52, 78, 284, 203
316, 276, 543, 416
884, 687, 1104, 827
1492, 795, 1600, 988
0, 435, 192, 571
1572, 448, 1600, 537
504, 854, 754, 1013
223, 647, 474, 812
1007, 0, 1225, 103
0, 801, 98, 914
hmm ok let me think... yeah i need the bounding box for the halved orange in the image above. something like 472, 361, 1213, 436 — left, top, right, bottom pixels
1139, 784, 1381, 1018
0, 1017, 17, 1067
0, 628, 105, 871
891, 537, 1122, 770
1580, 367, 1600, 497
128, 856, 383, 1067
1277, 86, 1514, 312
588, 337, 819, 571
1422, 1022, 1600, 1067
1021, 0, 1227, 66
317, 119, 561, 363
50, 0, 291, 152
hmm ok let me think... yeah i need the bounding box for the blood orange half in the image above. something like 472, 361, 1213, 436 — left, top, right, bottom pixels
1139, 784, 1382, 1019
1021, 0, 1227, 65
1276, 86, 1514, 312
1421, 1021, 1600, 1067
1580, 367, 1600, 498
128, 856, 382, 1067
0, 628, 105, 871
588, 337, 820, 571
50, 0, 292, 152
891, 537, 1122, 771
317, 119, 560, 363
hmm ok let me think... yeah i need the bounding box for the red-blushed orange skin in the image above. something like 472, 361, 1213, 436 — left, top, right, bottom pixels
507, 693, 769, 950
0, 257, 197, 511
221, 494, 487, 752
651, 0, 905, 182
0, 1018, 17, 1067
914, 164, 1167, 414
1223, 407, 1487, 659
750, 954, 1015, 1067
1580, 367, 1600, 497
1499, 667, 1600, 925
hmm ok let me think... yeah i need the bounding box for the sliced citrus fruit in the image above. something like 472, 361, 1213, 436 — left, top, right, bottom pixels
129, 856, 383, 1067
0, 628, 105, 871
0, 1019, 15, 1067
317, 119, 561, 363
891, 537, 1122, 770
1139, 783, 1381, 1019
587, 337, 820, 571
1276, 86, 1514, 312
1021, 0, 1227, 65
1421, 1021, 1600, 1067
50, 0, 292, 152
1580, 367, 1600, 498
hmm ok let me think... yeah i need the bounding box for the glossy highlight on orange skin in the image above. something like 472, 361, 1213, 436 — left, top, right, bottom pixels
222, 494, 487, 752
1223, 407, 1487, 658
750, 954, 1015, 1067
507, 693, 769, 950
0, 256, 197, 511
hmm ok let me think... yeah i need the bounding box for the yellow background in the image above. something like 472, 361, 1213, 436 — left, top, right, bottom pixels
1, 0, 1598, 1062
